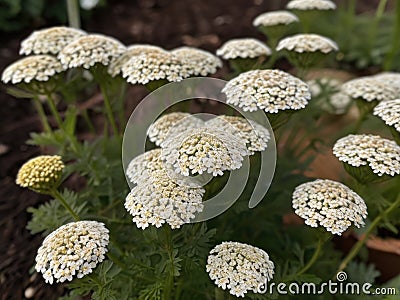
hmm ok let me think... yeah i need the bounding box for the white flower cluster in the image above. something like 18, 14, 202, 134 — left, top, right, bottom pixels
292, 179, 367, 235
373, 99, 400, 132
171, 47, 222, 76
333, 134, 400, 177
206, 241, 274, 298
58, 34, 126, 69
161, 127, 249, 176
1, 55, 64, 84
276, 34, 338, 54
341, 77, 397, 102
125, 149, 204, 229
35, 221, 109, 284
147, 112, 204, 146
308, 78, 351, 114
206, 116, 270, 153
108, 44, 167, 77
286, 0, 336, 11
121, 51, 192, 84
223, 69, 311, 113
126, 149, 164, 184
20, 26, 86, 55
125, 171, 204, 229
216, 38, 272, 59
373, 72, 400, 97
253, 10, 299, 27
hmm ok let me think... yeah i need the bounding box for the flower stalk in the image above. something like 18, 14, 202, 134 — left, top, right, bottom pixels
337, 192, 400, 273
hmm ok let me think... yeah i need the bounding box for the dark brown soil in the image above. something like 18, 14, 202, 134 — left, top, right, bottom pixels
0, 1, 394, 299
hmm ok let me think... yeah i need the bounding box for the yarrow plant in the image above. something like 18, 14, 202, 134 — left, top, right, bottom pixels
341, 77, 398, 103
3, 1, 400, 299
222, 69, 311, 129
292, 179, 368, 235
161, 127, 249, 176
206, 241, 275, 297
1, 55, 64, 85
276, 34, 338, 77
333, 134, 400, 182
216, 38, 272, 72
35, 221, 109, 284
20, 26, 87, 55
108, 44, 168, 77
147, 112, 205, 146
216, 38, 272, 60
171, 47, 222, 76
16, 155, 64, 193
373, 99, 400, 142
286, 0, 336, 11
253, 10, 299, 27
205, 115, 271, 153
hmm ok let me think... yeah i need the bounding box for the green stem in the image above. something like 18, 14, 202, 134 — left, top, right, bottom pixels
45, 92, 81, 153
82, 109, 96, 133
352, 112, 366, 133
384, 0, 400, 70
116, 81, 128, 127
66, 0, 81, 28
337, 193, 400, 273
389, 126, 400, 145
367, 0, 388, 58
45, 93, 63, 129
295, 237, 324, 277
163, 225, 174, 300
50, 189, 80, 221
99, 83, 119, 136
88, 273, 102, 286
33, 96, 52, 133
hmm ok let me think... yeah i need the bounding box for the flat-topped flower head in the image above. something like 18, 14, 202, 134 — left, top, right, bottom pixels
171, 47, 222, 76
341, 77, 398, 102
147, 112, 204, 146
216, 38, 272, 59
121, 51, 192, 84
125, 169, 204, 229
20, 26, 86, 55
108, 44, 167, 77
333, 134, 400, 177
222, 69, 311, 113
58, 34, 126, 69
206, 241, 274, 298
126, 149, 164, 184
373, 99, 400, 132
35, 221, 109, 284
276, 34, 338, 54
16, 155, 64, 193
373, 72, 400, 96
206, 116, 270, 153
253, 10, 299, 27
2, 55, 64, 84
286, 0, 336, 10
292, 179, 367, 235
161, 127, 249, 177
308, 78, 351, 114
